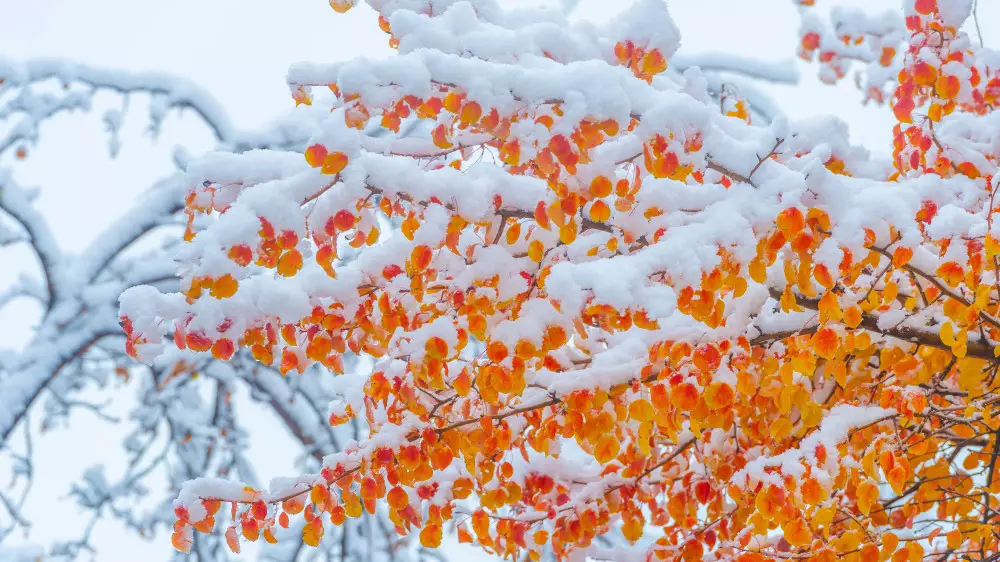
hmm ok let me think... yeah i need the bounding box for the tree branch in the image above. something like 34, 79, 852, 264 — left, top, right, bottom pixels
0, 57, 236, 142
0, 173, 63, 312
767, 286, 997, 360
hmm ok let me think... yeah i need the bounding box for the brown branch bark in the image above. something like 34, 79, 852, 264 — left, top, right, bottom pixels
869, 245, 1000, 333
768, 286, 997, 360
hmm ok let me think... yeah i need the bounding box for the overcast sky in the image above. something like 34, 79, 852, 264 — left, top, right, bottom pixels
1, 0, 997, 560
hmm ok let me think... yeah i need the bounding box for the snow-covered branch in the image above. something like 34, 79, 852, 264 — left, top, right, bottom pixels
0, 57, 236, 143
0, 172, 63, 310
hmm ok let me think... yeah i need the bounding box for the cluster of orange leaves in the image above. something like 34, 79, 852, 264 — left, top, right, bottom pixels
888, 3, 1000, 180
795, 0, 901, 101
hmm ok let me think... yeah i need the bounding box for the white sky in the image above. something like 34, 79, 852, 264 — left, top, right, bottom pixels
0, 0, 996, 560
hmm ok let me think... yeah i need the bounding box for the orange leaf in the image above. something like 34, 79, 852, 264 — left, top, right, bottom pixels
843, 306, 863, 329
459, 101, 482, 125
321, 151, 349, 175
856, 479, 879, 515
590, 176, 613, 198
776, 207, 805, 235
912, 61, 937, 86
812, 327, 839, 359
935, 261, 964, 287
411, 245, 433, 272
172, 527, 193, 553
693, 344, 721, 371
211, 339, 235, 360
589, 200, 611, 222
426, 336, 449, 360
671, 382, 699, 411
593, 434, 620, 464
486, 341, 508, 362
225, 526, 241, 553
329, 0, 356, 13
277, 249, 303, 277
210, 274, 239, 299
559, 220, 577, 244
859, 544, 879, 562
228, 245, 253, 266
420, 524, 443, 548
528, 240, 544, 263
782, 517, 812, 547
818, 291, 843, 323
893, 96, 915, 123
499, 139, 520, 166
431, 124, 453, 149
891, 247, 913, 268
534, 201, 551, 230
935, 75, 960, 99
640, 49, 667, 75
628, 398, 654, 422
305, 144, 328, 168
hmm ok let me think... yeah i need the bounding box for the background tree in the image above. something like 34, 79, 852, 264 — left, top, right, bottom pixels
0, 58, 440, 561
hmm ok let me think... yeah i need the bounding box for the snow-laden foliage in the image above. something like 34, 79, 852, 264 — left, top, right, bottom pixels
117, 0, 1000, 560
0, 58, 435, 561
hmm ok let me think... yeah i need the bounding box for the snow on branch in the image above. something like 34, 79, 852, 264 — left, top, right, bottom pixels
0, 48, 437, 560
0, 57, 236, 142
0, 172, 64, 311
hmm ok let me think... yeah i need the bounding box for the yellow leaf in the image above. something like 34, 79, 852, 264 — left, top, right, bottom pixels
883, 281, 898, 303
593, 434, 620, 464
818, 291, 842, 323
801, 401, 822, 428
559, 220, 577, 244
832, 361, 847, 387
628, 399, 654, 422
302, 519, 324, 547
779, 385, 796, 415
946, 529, 962, 549
637, 421, 652, 457
886, 465, 907, 495
769, 418, 792, 441
834, 530, 861, 553
781, 285, 803, 312
843, 306, 863, 329
621, 515, 643, 542
402, 214, 419, 240
813, 505, 834, 531
986, 235, 1000, 258
420, 524, 443, 548
856, 480, 878, 515
957, 358, 987, 396
881, 532, 898, 556
528, 240, 544, 263
782, 517, 812, 547
940, 322, 955, 346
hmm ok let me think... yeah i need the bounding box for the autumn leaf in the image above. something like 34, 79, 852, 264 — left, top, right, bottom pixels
302, 518, 324, 547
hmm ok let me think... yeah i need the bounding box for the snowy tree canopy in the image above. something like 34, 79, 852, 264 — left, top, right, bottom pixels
5, 0, 1000, 561
122, 0, 1000, 560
